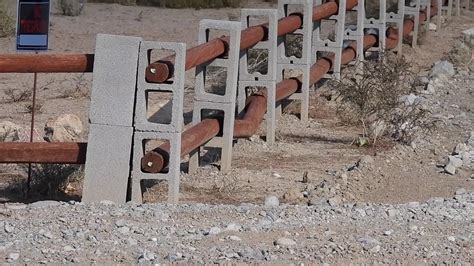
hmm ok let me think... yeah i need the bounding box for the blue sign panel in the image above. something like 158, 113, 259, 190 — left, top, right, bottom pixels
16, 0, 50, 51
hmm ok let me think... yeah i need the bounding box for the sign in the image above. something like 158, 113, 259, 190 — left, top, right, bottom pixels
16, 0, 50, 51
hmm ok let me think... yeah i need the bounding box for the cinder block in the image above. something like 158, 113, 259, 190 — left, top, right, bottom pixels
130, 131, 182, 204
89, 34, 142, 127
82, 124, 134, 204
135, 41, 186, 133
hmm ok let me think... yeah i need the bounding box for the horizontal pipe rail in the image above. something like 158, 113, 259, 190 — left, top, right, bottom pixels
145, 0, 358, 83
0, 54, 94, 73
0, 142, 87, 164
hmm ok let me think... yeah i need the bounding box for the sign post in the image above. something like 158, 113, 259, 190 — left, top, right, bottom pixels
16, 0, 50, 196
16, 0, 50, 51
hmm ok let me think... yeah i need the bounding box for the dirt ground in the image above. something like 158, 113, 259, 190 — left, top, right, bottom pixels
0, 3, 473, 207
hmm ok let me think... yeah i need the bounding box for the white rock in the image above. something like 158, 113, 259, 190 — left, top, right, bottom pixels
328, 196, 342, 207
264, 195, 279, 207
44, 114, 83, 142
225, 223, 242, 232
358, 155, 375, 166
430, 60, 455, 80
227, 235, 242, 241
444, 164, 456, 175
453, 143, 468, 155
429, 23, 437, 31
400, 93, 419, 106
8, 253, 19, 261
448, 156, 463, 168
0, 121, 26, 142
272, 172, 282, 178
462, 28, 474, 46
274, 237, 297, 247
208, 227, 221, 235
447, 236, 456, 242
29, 200, 61, 209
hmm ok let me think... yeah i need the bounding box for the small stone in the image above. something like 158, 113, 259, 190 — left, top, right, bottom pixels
383, 230, 393, 236
100, 200, 116, 206
227, 235, 242, 241
29, 200, 60, 209
138, 251, 155, 262
207, 227, 221, 235
358, 236, 381, 251
264, 195, 279, 207
448, 156, 463, 168
63, 246, 75, 252
447, 236, 456, 242
274, 237, 297, 247
115, 219, 128, 227
4, 223, 14, 233
225, 223, 242, 232
430, 60, 455, 79
453, 143, 468, 155
44, 114, 83, 142
387, 209, 398, 217
358, 155, 375, 167
0, 121, 27, 142
400, 93, 419, 106
409, 225, 418, 231
455, 188, 466, 195
283, 188, 304, 202
272, 172, 282, 178
328, 196, 342, 207
8, 253, 19, 261
126, 238, 137, 246
444, 164, 456, 175
117, 226, 130, 234
370, 245, 381, 253
42, 231, 53, 239
429, 23, 437, 31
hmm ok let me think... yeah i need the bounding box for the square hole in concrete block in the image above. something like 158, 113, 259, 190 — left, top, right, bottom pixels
147, 48, 176, 84
246, 15, 269, 28
247, 48, 269, 75
204, 66, 227, 96
141, 138, 170, 174
316, 20, 337, 43
146, 90, 173, 125
284, 33, 303, 59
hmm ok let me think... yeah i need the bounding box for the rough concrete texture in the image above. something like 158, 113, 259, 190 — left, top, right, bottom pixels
82, 124, 134, 204
135, 41, 186, 132
385, 0, 405, 55
89, 34, 142, 127
130, 131, 182, 203
277, 0, 314, 65
364, 0, 387, 51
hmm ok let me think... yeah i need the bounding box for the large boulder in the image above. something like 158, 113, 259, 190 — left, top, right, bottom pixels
44, 114, 83, 142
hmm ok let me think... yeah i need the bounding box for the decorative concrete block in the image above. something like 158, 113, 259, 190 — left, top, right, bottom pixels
89, 34, 142, 127
135, 41, 186, 133
82, 124, 133, 204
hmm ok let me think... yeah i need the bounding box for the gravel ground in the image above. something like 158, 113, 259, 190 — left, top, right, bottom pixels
1, 190, 473, 264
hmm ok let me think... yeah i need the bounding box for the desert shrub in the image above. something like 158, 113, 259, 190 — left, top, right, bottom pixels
12, 164, 84, 198
4, 88, 32, 103
0, 1, 14, 37
57, 0, 85, 16
332, 54, 433, 145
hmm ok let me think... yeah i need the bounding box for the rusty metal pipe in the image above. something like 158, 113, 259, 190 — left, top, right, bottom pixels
0, 142, 87, 164
145, 0, 358, 83
0, 54, 94, 73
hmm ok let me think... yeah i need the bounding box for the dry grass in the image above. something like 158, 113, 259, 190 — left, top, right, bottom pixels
4, 88, 32, 103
